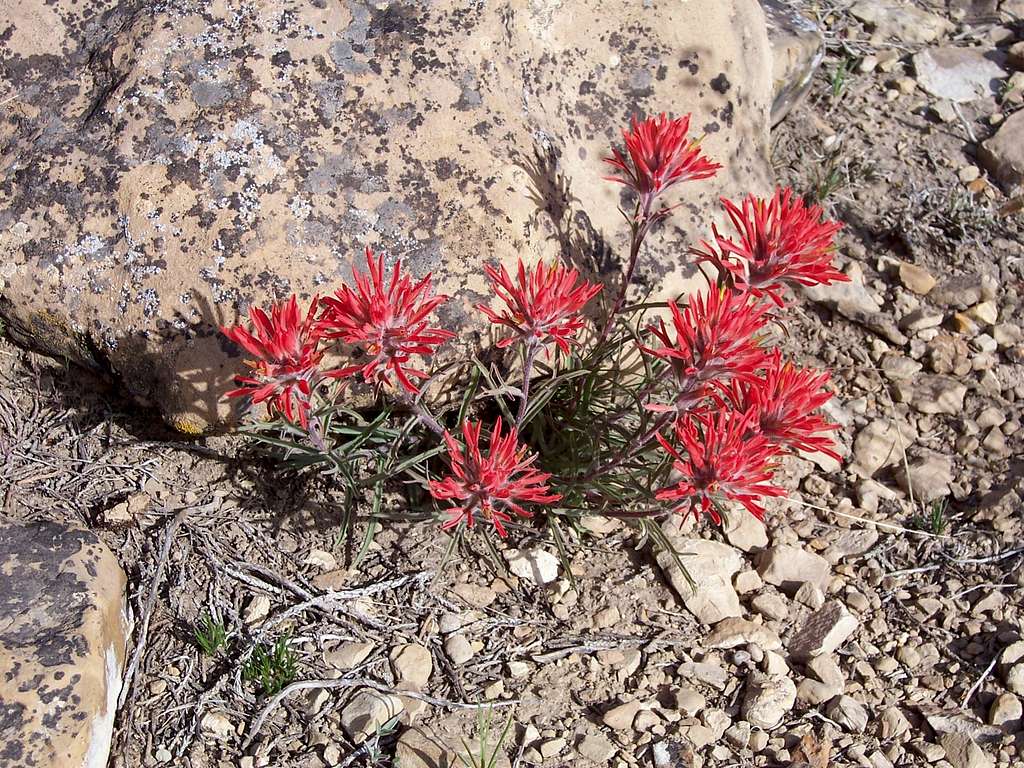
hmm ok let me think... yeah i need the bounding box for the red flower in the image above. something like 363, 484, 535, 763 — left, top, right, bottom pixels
221, 295, 323, 428
732, 350, 841, 460
477, 259, 602, 353
695, 188, 847, 305
642, 288, 770, 413
655, 409, 785, 524
319, 247, 454, 394
604, 113, 721, 201
429, 417, 562, 537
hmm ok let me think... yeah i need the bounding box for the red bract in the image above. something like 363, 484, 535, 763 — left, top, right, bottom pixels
733, 350, 841, 460
604, 113, 721, 202
642, 288, 770, 413
695, 188, 847, 305
319, 247, 454, 394
429, 417, 562, 537
222, 295, 323, 428
478, 259, 602, 353
655, 409, 785, 524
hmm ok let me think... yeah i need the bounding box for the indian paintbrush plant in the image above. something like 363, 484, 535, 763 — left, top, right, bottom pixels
221, 112, 848, 582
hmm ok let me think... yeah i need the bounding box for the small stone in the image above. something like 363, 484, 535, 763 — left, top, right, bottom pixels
742, 672, 796, 729
965, 301, 999, 326
850, 1, 952, 44
881, 354, 923, 380
938, 732, 994, 768
734, 569, 763, 594
900, 307, 944, 332
913, 47, 1008, 103
910, 740, 947, 762
243, 594, 272, 626
757, 545, 830, 594
796, 678, 838, 707
504, 548, 560, 585
896, 451, 954, 503
594, 605, 621, 630
340, 690, 405, 743
200, 711, 234, 740
305, 549, 338, 570
807, 655, 845, 690
794, 582, 826, 610
823, 529, 879, 563
539, 738, 566, 758
898, 262, 937, 294
724, 721, 751, 749
788, 601, 859, 661
657, 537, 744, 625
673, 686, 706, 716
825, 695, 869, 733
451, 582, 497, 608
980, 110, 1024, 193
707, 617, 782, 650
897, 375, 968, 415
897, 646, 922, 668
602, 700, 642, 730
958, 165, 981, 184
852, 418, 915, 477
444, 634, 475, 665
507, 661, 530, 677
988, 692, 1022, 728
723, 510, 768, 551
154, 747, 172, 763
751, 592, 789, 621
391, 644, 433, 690
678, 661, 729, 691
577, 732, 617, 762
324, 642, 374, 671
880, 707, 912, 739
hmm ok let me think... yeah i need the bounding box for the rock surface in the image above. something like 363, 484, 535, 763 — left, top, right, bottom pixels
979, 110, 1024, 194
912, 47, 1007, 103
0, 519, 128, 768
657, 537, 744, 624
0, 0, 774, 431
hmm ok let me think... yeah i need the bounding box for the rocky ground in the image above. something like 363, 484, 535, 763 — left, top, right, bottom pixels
2, 2, 1024, 768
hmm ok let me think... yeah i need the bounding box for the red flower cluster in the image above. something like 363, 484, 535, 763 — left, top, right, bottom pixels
695, 188, 848, 305
429, 418, 562, 537
222, 296, 325, 429
478, 259, 602, 353
655, 408, 785, 523
605, 113, 721, 203
642, 288, 770, 413
222, 249, 452, 426
320, 248, 454, 393
729, 350, 840, 460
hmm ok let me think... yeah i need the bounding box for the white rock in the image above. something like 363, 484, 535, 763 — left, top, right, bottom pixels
444, 634, 475, 665
787, 601, 859, 661
896, 451, 954, 503
324, 641, 374, 671
913, 47, 1008, 103
706, 617, 782, 651
391, 643, 433, 690
602, 700, 642, 730
722, 510, 768, 551
657, 537, 744, 624
243, 594, 272, 626
988, 692, 1022, 728
741, 672, 796, 729
826, 695, 870, 733
340, 690, 405, 743
200, 711, 233, 740
304, 549, 338, 570
757, 545, 830, 594
505, 547, 560, 585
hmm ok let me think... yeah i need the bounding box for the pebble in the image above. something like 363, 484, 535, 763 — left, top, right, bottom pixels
200, 712, 233, 741
896, 451, 954, 503
751, 592, 789, 621
741, 672, 797, 729
788, 602, 859, 661
505, 548, 560, 585
444, 634, 475, 665
340, 690, 405, 743
706, 617, 782, 650
390, 643, 432, 690
988, 692, 1022, 728
577, 732, 617, 762
324, 642, 374, 671
939, 732, 994, 768
757, 545, 830, 594
243, 594, 272, 626
602, 700, 642, 730
826, 695, 870, 733
672, 686, 706, 716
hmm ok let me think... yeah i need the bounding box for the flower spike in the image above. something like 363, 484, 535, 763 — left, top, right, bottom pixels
478, 259, 602, 353
731, 350, 841, 460
604, 113, 721, 202
655, 409, 785, 524
318, 247, 454, 394
694, 188, 847, 305
429, 417, 562, 537
221, 295, 324, 428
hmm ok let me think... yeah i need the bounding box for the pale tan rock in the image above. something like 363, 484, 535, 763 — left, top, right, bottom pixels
763, 0, 824, 124
787, 601, 859, 661
0, 520, 128, 768
898, 262, 937, 295
0, 0, 774, 431
340, 690, 405, 744
757, 544, 830, 594
391, 643, 433, 691
980, 109, 1024, 193
656, 536, 744, 624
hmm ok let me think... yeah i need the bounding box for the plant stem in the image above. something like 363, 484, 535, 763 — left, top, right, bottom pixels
515, 340, 541, 430
596, 193, 655, 346
583, 409, 675, 482
403, 392, 445, 436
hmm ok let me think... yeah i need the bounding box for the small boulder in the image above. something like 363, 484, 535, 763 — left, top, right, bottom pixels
741, 672, 796, 729
757, 545, 830, 595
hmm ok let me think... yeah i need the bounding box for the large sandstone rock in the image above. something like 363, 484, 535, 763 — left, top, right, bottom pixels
0, 0, 773, 431
0, 519, 128, 768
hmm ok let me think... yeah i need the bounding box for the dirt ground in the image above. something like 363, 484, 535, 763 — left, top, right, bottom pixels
2, 2, 1024, 767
